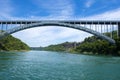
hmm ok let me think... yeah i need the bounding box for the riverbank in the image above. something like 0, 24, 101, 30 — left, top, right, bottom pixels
31, 31, 120, 56
0, 49, 30, 52
40, 49, 120, 57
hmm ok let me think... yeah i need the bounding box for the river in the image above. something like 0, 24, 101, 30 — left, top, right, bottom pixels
0, 51, 120, 80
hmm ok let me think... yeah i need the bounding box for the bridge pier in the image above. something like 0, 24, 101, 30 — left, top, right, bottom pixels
118, 23, 120, 38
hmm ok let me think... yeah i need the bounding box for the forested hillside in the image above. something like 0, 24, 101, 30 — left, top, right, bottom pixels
75, 31, 120, 56
0, 35, 30, 51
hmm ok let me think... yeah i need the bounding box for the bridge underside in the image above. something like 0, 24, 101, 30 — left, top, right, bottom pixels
0, 21, 116, 44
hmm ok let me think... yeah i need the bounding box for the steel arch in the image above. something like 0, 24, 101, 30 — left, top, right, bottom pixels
0, 21, 115, 44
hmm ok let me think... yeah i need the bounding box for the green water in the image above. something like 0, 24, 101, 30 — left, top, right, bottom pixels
0, 51, 120, 80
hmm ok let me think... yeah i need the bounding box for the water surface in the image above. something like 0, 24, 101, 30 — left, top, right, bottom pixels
0, 51, 120, 80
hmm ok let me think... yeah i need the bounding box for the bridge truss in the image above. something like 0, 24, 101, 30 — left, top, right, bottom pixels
0, 20, 120, 44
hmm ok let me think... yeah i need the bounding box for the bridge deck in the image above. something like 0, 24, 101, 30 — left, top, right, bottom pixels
0, 20, 120, 24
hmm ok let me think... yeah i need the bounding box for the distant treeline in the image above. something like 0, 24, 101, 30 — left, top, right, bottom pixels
31, 42, 81, 52
31, 31, 120, 56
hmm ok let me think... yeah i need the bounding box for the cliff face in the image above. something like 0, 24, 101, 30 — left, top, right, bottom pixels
0, 35, 30, 51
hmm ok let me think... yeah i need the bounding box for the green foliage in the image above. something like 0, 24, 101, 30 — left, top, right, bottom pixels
31, 30, 120, 56
41, 42, 79, 52
75, 31, 120, 56
0, 35, 30, 51
43, 45, 65, 51
115, 38, 120, 52
75, 40, 117, 55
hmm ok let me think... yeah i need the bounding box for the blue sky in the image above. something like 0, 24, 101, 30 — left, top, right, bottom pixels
0, 0, 120, 47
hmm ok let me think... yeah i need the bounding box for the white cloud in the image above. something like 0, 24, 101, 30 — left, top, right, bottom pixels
13, 27, 91, 47
0, 0, 73, 20
29, 0, 74, 20
81, 8, 120, 20
85, 0, 94, 8
33, 0, 73, 13
0, 0, 14, 19
1, 0, 120, 47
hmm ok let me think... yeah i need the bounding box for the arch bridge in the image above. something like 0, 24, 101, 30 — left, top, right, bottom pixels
0, 20, 120, 44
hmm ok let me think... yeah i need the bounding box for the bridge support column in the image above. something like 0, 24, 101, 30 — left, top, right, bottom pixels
118, 24, 120, 38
